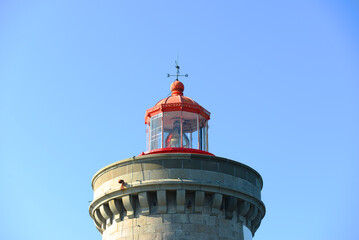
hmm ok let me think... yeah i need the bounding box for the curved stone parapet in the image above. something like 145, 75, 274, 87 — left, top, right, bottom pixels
89, 153, 265, 239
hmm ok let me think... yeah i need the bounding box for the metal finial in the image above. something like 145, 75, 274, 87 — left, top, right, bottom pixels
167, 60, 188, 80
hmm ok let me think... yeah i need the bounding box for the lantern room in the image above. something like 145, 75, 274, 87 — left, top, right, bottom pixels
144, 80, 212, 155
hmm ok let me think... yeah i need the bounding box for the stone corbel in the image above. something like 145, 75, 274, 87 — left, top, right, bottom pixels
195, 191, 205, 214
122, 195, 134, 218
94, 209, 106, 230
245, 205, 258, 227
251, 211, 262, 232
176, 189, 186, 213
157, 190, 167, 213
238, 200, 250, 217
211, 193, 222, 216
108, 198, 123, 223
225, 196, 236, 219
99, 204, 113, 227
138, 192, 150, 215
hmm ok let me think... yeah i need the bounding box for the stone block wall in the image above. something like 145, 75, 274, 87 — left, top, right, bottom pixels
102, 213, 244, 240
89, 153, 265, 240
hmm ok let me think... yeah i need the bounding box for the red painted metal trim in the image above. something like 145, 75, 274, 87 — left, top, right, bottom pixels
145, 103, 210, 124
140, 147, 215, 156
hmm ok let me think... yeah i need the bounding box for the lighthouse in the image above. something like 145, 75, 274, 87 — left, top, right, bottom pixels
89, 72, 265, 240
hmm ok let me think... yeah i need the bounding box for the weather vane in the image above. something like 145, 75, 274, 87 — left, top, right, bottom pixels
167, 60, 188, 80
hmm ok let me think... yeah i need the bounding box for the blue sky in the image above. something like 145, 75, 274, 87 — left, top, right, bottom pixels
0, 1, 358, 239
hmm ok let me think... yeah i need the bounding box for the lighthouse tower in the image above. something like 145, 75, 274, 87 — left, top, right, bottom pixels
89, 76, 265, 240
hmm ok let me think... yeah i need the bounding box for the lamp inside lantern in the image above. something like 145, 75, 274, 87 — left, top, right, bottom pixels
165, 120, 190, 148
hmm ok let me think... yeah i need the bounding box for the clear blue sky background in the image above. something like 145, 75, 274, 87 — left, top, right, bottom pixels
1, 1, 358, 239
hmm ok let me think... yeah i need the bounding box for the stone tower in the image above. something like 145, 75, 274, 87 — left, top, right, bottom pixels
89, 77, 265, 240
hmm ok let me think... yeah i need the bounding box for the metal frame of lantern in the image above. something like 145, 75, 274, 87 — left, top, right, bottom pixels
144, 80, 212, 156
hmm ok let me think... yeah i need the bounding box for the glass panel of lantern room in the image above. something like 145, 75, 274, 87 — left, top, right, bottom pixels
182, 111, 198, 149
199, 115, 208, 151
163, 111, 182, 148
206, 122, 209, 151
204, 121, 208, 151
146, 124, 149, 152
149, 113, 162, 151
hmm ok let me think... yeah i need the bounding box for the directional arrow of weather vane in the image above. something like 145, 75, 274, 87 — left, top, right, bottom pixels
167, 60, 188, 80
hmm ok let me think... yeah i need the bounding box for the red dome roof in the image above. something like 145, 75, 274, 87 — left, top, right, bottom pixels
145, 80, 210, 124
155, 94, 198, 106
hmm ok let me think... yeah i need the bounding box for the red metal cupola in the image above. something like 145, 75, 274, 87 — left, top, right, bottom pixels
144, 79, 213, 155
